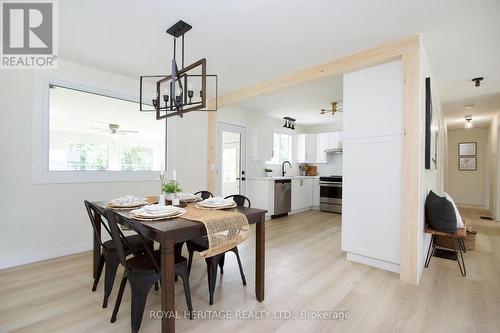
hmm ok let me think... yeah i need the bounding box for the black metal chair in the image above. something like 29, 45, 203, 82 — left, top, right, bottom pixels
194, 190, 213, 200
186, 194, 249, 305
106, 210, 193, 333
84, 200, 154, 308
224, 194, 251, 208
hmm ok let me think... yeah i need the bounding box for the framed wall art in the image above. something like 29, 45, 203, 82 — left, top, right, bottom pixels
459, 157, 476, 171
458, 142, 476, 156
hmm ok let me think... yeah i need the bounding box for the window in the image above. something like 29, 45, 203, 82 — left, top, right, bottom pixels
47, 84, 165, 173
121, 145, 154, 171
268, 133, 292, 164
66, 143, 109, 171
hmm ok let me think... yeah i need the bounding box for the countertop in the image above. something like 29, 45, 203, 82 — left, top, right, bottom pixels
247, 176, 320, 180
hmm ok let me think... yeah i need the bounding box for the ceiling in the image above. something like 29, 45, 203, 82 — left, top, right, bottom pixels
235, 75, 343, 126
443, 93, 500, 129
58, 0, 500, 125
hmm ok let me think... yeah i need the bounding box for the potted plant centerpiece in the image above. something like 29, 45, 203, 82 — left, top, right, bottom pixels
163, 180, 182, 202
264, 168, 273, 177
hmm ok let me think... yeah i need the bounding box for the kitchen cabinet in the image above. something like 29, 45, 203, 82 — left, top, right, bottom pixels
247, 177, 317, 216
295, 134, 316, 163
326, 132, 342, 150
312, 177, 320, 207
342, 60, 402, 273
291, 178, 313, 211
246, 179, 275, 216
316, 133, 329, 163
298, 132, 343, 164
247, 122, 273, 161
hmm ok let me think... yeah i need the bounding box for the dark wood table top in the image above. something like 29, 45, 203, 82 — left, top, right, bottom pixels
94, 201, 267, 243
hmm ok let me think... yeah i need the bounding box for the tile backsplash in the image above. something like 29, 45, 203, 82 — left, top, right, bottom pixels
247, 152, 342, 177
316, 153, 343, 176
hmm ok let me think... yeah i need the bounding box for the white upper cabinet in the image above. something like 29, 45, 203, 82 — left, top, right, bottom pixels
326, 132, 342, 150
295, 134, 317, 163
316, 133, 329, 163
297, 131, 343, 164
247, 122, 273, 161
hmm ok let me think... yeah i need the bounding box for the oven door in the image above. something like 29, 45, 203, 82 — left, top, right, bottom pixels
319, 182, 342, 205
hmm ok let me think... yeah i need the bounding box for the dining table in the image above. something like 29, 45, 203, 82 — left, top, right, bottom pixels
93, 201, 267, 333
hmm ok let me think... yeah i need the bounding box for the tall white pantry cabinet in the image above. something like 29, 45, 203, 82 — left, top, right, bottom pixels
341, 60, 403, 273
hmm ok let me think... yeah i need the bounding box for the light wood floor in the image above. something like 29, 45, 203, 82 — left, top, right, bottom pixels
1, 209, 499, 333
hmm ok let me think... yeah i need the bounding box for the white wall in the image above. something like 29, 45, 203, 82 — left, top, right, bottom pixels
418, 42, 446, 281
169, 112, 208, 193
487, 112, 499, 219
446, 128, 489, 207
496, 113, 500, 220
341, 59, 403, 273
0, 60, 207, 269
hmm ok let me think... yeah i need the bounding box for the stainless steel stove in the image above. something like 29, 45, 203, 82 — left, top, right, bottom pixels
319, 175, 342, 213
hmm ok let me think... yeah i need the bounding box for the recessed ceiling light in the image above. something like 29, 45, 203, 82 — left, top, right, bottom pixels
464, 115, 473, 129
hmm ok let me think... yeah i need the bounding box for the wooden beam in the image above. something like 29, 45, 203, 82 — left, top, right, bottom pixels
217, 35, 419, 107
400, 44, 421, 284
207, 100, 217, 193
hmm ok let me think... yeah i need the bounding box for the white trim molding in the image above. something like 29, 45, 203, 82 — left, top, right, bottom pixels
32, 75, 174, 184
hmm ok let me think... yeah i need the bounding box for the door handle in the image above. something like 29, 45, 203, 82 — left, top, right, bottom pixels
236, 177, 246, 181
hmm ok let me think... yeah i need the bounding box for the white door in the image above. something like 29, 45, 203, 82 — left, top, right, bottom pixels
216, 123, 246, 198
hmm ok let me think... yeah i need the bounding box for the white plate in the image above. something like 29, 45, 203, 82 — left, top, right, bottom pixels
199, 198, 236, 207
195, 202, 237, 210
131, 210, 185, 221
108, 196, 147, 208
131, 206, 185, 218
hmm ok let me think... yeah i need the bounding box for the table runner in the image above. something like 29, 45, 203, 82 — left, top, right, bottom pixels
182, 204, 250, 257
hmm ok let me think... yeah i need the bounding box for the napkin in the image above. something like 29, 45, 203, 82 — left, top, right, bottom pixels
142, 204, 180, 214
110, 195, 144, 205
201, 197, 235, 206
179, 193, 201, 201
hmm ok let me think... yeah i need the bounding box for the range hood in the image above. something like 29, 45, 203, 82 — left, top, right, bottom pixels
324, 147, 343, 154
324, 142, 343, 154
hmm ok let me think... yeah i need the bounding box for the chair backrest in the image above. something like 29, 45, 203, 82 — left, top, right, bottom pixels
195, 190, 213, 200
224, 194, 251, 208
84, 200, 112, 249
105, 210, 160, 273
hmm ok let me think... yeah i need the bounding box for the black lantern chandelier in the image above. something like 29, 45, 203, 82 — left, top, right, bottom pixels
139, 20, 218, 119
283, 117, 296, 130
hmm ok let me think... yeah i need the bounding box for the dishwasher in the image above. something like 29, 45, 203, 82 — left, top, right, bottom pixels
273, 179, 291, 218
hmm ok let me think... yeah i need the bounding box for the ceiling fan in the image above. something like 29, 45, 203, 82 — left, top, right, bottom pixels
321, 101, 343, 115
90, 123, 138, 135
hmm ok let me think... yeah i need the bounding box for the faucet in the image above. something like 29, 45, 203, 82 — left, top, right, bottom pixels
282, 161, 292, 177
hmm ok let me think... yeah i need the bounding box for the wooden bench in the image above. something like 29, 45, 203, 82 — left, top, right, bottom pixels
424, 221, 467, 276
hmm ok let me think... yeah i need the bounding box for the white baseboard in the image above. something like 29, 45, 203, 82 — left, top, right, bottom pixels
289, 207, 312, 215
346, 252, 400, 273
0, 242, 93, 270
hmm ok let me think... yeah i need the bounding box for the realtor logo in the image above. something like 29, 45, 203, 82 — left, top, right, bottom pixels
1, 0, 58, 68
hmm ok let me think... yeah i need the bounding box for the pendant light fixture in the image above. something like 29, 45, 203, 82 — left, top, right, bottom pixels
283, 117, 296, 130
139, 20, 218, 119
320, 101, 343, 115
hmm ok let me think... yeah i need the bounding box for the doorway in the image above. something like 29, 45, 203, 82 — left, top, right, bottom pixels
216, 122, 246, 197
